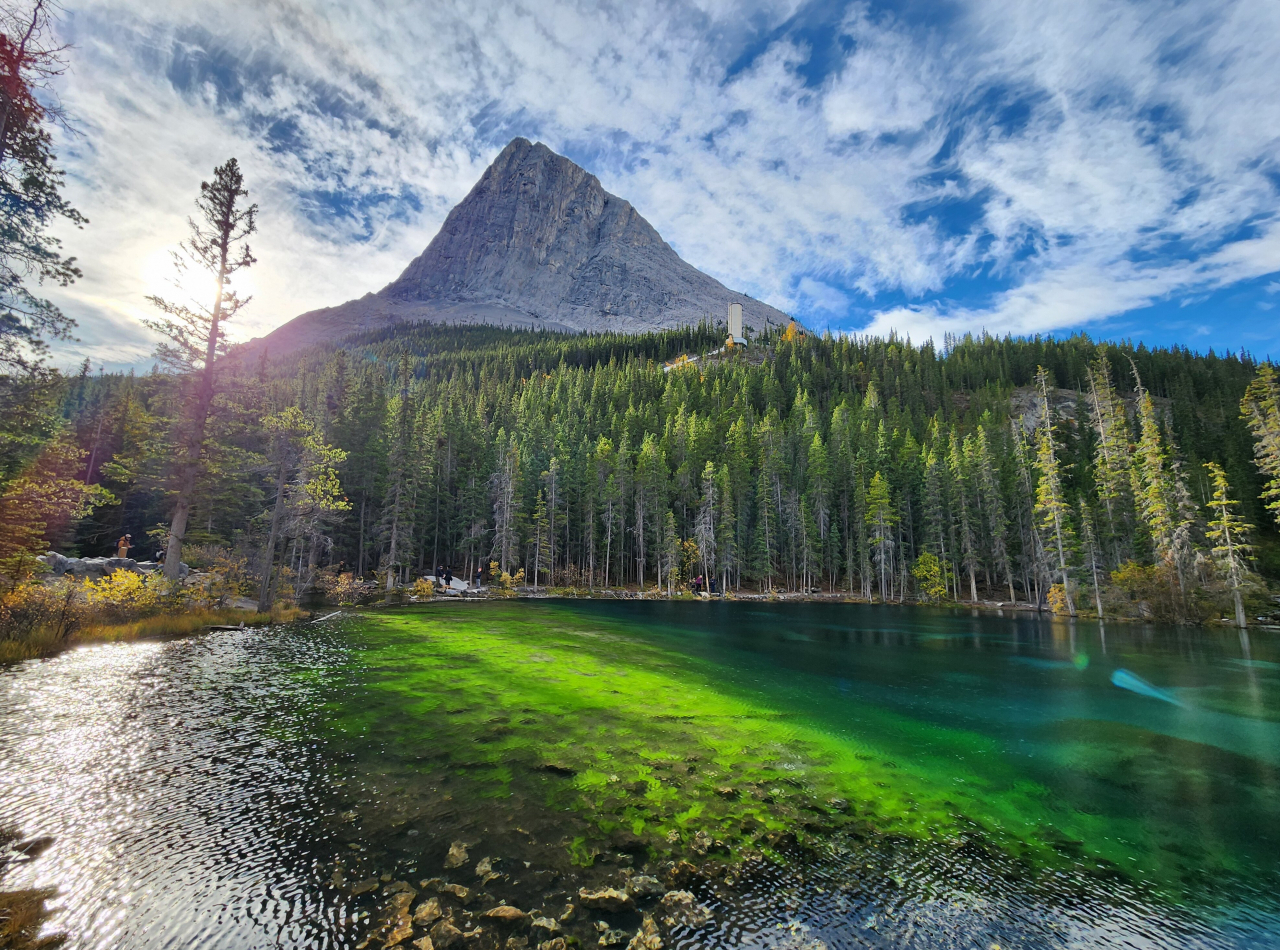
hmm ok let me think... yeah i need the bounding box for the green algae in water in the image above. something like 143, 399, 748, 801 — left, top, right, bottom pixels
322, 601, 1280, 907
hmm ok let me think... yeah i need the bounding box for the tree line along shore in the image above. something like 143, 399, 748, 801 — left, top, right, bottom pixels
2, 4, 1279, 657
6, 321, 1279, 648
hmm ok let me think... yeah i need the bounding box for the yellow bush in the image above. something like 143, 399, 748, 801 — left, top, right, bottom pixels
413, 577, 435, 599
1046, 583, 1071, 615
85, 570, 164, 615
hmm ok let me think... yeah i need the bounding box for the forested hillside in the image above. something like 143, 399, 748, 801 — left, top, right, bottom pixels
20, 322, 1279, 623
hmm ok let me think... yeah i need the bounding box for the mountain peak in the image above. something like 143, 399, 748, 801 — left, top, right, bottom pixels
251, 138, 789, 356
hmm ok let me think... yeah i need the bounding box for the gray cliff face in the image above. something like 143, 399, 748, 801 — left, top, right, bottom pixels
251, 138, 789, 356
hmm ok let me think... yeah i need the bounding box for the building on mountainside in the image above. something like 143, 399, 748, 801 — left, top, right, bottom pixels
727, 303, 746, 347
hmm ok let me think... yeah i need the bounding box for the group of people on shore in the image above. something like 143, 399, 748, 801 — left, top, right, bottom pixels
690, 574, 720, 596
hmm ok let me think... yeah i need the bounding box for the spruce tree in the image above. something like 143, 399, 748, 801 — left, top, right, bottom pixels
865, 471, 895, 601
147, 159, 257, 578
1032, 368, 1076, 616
1241, 364, 1280, 528
1204, 461, 1254, 629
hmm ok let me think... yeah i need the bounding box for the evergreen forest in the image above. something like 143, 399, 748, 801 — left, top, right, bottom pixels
17, 320, 1280, 624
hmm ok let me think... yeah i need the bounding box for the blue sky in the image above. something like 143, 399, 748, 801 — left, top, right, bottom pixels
42, 0, 1280, 369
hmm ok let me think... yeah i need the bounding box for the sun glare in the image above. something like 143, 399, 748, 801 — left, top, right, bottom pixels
139, 246, 258, 309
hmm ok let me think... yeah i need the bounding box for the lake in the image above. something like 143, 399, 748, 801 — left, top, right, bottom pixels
1, 600, 1277, 949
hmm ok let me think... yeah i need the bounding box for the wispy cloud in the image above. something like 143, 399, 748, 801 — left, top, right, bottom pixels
40, 0, 1280, 368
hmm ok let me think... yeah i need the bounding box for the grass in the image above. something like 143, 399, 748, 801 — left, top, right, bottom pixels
0, 603, 306, 663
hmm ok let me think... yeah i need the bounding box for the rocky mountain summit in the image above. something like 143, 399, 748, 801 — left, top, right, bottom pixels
250, 138, 789, 356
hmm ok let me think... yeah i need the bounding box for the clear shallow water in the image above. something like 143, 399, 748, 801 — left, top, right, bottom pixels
0, 602, 1277, 949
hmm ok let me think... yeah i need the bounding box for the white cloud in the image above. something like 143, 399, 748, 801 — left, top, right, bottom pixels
36, 0, 1280, 368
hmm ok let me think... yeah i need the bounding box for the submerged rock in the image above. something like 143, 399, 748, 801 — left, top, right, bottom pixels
537, 940, 567, 950
530, 917, 561, 935
475, 857, 493, 877
626, 916, 663, 950
624, 876, 663, 900
656, 891, 713, 929
483, 905, 528, 923
598, 928, 629, 947
431, 920, 464, 949
506, 938, 529, 950
440, 884, 471, 902
414, 897, 444, 925
413, 938, 435, 950
578, 887, 634, 913
351, 878, 380, 895
445, 841, 470, 869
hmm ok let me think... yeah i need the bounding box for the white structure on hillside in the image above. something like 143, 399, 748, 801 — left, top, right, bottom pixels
727, 302, 745, 345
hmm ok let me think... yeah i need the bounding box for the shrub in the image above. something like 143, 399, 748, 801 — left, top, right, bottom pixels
0, 578, 87, 648
413, 577, 435, 599
911, 553, 948, 602
84, 570, 166, 618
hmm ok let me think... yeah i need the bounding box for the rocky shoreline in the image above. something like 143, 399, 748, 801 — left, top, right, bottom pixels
345, 841, 720, 950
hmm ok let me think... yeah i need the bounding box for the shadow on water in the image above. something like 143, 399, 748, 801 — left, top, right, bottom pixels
0, 603, 1276, 949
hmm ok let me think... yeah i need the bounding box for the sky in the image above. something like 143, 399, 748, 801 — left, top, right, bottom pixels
37, 0, 1280, 371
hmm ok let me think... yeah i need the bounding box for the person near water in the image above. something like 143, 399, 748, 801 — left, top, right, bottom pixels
444, 566, 453, 587
116, 534, 132, 558
474, 568, 483, 589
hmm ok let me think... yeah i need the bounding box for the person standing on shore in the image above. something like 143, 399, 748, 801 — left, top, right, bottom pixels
116, 534, 132, 558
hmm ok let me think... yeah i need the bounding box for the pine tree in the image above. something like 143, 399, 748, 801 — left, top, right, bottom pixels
1241, 364, 1280, 528
695, 460, 717, 585
865, 471, 895, 601
974, 425, 1015, 601
381, 356, 415, 590
950, 431, 979, 602
1078, 500, 1105, 620
1033, 368, 1076, 616
490, 430, 520, 577
531, 488, 550, 590
1086, 356, 1135, 564
147, 159, 257, 579
660, 508, 678, 596
1204, 461, 1254, 629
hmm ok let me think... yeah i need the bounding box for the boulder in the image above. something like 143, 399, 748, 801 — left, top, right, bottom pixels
38, 551, 190, 580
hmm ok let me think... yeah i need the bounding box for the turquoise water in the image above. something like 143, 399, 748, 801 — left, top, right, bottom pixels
0, 601, 1277, 948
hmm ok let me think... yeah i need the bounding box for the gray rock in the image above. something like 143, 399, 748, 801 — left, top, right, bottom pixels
248, 138, 792, 359
38, 551, 189, 580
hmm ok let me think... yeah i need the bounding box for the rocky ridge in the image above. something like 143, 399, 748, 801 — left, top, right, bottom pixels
249, 138, 789, 358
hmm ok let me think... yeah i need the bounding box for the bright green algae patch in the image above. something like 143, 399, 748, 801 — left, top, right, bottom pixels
333, 602, 1227, 897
